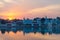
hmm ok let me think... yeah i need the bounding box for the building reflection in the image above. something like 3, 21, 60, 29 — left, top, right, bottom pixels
0, 26, 52, 35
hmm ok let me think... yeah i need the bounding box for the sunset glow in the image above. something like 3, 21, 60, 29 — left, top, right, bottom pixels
0, 0, 60, 19
6, 13, 15, 20
1, 12, 17, 20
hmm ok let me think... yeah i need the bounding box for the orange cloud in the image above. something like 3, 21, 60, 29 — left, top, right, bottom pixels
27, 4, 60, 13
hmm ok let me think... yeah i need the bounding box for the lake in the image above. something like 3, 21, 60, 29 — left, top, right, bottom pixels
0, 31, 60, 40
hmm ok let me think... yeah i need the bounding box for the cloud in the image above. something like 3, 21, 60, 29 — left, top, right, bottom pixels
3, 0, 14, 3
27, 4, 60, 13
3, 0, 24, 3
0, 2, 4, 8
25, 4, 60, 18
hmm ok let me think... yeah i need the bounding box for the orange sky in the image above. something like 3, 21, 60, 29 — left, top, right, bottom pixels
0, 0, 60, 19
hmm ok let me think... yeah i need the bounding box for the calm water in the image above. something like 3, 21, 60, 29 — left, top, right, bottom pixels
0, 31, 60, 40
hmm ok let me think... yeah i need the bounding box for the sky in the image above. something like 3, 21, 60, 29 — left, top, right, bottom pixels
0, 0, 60, 19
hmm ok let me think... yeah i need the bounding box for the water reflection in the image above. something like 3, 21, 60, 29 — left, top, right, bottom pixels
0, 26, 52, 35
0, 31, 60, 40
0, 26, 60, 40
0, 29, 51, 35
